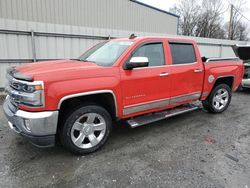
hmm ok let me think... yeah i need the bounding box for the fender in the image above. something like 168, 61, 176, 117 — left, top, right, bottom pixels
57, 90, 118, 116
213, 75, 235, 88
201, 75, 235, 100
209, 75, 235, 92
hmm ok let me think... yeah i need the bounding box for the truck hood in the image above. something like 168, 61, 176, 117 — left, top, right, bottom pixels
12, 60, 113, 81
233, 45, 250, 61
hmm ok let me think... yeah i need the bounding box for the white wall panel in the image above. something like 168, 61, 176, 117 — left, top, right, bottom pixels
198, 45, 221, 58
221, 46, 236, 57
0, 18, 248, 88
0, 0, 179, 35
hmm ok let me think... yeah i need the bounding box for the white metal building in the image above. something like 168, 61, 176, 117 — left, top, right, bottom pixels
0, 0, 179, 34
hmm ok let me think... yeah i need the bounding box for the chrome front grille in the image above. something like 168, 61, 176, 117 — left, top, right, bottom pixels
6, 74, 20, 106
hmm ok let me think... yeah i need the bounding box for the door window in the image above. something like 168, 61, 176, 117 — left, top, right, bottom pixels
170, 43, 196, 65
132, 43, 165, 67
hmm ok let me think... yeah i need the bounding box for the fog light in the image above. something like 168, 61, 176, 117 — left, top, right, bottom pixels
24, 119, 31, 132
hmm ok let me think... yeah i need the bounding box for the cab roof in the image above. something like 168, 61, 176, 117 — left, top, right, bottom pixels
111, 36, 196, 44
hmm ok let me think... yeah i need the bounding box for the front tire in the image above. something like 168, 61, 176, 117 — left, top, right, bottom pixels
202, 84, 232, 113
60, 105, 112, 155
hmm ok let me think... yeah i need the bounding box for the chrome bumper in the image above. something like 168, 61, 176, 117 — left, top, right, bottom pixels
242, 79, 250, 88
3, 96, 58, 147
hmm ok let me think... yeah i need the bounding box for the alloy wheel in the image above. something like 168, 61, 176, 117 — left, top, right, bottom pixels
70, 113, 106, 149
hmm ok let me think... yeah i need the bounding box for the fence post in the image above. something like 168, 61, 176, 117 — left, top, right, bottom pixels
31, 30, 37, 62
219, 44, 223, 57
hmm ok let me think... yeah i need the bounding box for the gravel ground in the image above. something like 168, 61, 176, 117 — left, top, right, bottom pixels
0, 91, 250, 188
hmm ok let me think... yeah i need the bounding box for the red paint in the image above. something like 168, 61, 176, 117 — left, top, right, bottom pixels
205, 136, 216, 144
16, 37, 244, 119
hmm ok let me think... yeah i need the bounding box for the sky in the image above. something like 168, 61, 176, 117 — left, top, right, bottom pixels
138, 0, 250, 25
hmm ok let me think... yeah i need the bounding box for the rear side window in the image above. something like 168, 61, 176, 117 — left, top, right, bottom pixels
169, 43, 196, 64
132, 43, 165, 67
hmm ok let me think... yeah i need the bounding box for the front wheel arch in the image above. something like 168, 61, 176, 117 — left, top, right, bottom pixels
60, 104, 112, 155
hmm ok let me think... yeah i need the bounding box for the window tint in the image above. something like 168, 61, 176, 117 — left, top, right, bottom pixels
170, 43, 196, 64
132, 43, 165, 67
79, 41, 133, 66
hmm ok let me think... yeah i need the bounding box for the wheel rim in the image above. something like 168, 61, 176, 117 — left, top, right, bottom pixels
70, 113, 106, 149
212, 88, 229, 110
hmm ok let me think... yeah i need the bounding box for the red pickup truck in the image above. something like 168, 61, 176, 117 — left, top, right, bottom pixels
3, 36, 244, 154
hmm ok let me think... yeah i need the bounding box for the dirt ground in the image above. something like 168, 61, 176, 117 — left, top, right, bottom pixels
0, 90, 250, 188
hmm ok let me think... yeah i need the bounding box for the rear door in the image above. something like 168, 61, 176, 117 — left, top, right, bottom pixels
168, 41, 204, 105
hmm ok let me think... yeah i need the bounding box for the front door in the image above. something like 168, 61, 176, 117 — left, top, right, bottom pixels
120, 41, 171, 116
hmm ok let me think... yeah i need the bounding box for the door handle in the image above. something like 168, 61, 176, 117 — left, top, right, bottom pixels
159, 73, 169, 77
194, 69, 203, 73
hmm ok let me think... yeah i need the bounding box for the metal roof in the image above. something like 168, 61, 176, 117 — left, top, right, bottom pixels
130, 0, 180, 18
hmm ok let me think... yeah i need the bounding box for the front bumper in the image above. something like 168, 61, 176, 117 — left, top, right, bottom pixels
3, 96, 59, 147
242, 78, 250, 88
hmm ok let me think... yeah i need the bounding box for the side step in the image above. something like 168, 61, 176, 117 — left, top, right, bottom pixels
127, 102, 201, 128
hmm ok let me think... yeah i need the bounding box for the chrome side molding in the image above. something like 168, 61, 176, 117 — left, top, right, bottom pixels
123, 92, 201, 116
206, 57, 240, 63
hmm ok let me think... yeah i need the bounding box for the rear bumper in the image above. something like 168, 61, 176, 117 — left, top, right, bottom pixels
242, 78, 250, 88
3, 96, 58, 147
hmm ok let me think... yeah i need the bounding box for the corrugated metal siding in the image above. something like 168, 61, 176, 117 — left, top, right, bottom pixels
0, 18, 247, 88
1, 18, 246, 60
0, 0, 178, 34
0, 18, 170, 60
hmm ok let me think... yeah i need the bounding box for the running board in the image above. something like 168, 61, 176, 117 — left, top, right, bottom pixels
127, 102, 201, 128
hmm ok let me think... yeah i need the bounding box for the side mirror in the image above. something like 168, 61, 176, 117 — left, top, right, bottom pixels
125, 57, 149, 70
202, 56, 208, 63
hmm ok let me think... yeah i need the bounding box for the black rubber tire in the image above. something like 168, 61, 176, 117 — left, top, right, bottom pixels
202, 84, 232, 113
60, 105, 112, 155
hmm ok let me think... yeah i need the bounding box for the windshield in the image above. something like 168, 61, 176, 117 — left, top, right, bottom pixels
79, 41, 133, 66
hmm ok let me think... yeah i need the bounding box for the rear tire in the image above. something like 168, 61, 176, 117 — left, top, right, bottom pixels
202, 84, 232, 113
60, 105, 112, 155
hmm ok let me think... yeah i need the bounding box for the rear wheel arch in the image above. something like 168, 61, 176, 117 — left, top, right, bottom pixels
213, 76, 235, 89
203, 76, 234, 100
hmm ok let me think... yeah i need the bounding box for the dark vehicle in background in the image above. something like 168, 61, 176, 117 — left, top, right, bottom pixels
233, 45, 250, 89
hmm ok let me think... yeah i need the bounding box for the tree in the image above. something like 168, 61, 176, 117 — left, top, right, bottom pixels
170, 0, 200, 36
226, 0, 249, 40
171, 0, 226, 39
170, 0, 249, 40
226, 21, 249, 41
195, 0, 226, 39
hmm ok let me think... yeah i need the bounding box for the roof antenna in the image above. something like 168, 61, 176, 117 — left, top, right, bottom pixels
129, 33, 137, 39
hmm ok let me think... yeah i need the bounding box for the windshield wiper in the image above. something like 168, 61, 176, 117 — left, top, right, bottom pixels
80, 59, 97, 64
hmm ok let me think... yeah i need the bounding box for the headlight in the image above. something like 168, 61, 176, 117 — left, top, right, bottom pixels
19, 90, 44, 107
7, 80, 45, 107
12, 81, 43, 93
